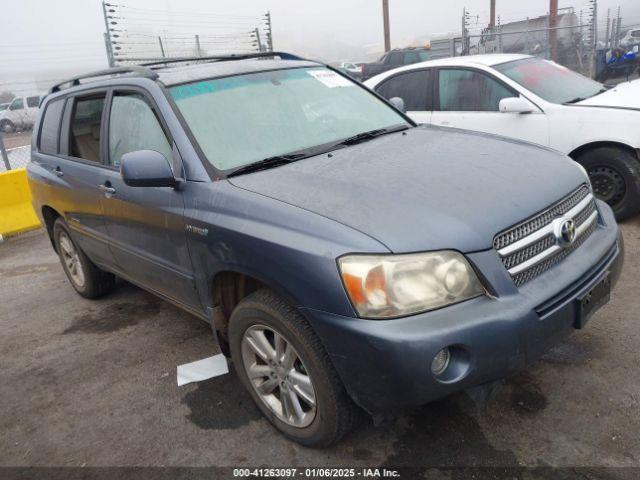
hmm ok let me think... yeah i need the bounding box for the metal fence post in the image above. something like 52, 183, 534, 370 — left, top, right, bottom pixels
0, 133, 10, 171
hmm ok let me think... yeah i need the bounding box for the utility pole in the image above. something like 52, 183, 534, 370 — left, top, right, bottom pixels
604, 8, 610, 50
101, 1, 115, 67
158, 37, 166, 58
615, 7, 622, 47
549, 0, 558, 61
254, 28, 264, 52
489, 0, 496, 29
382, 0, 391, 52
195, 35, 202, 57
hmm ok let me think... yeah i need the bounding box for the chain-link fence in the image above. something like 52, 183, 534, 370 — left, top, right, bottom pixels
0, 131, 32, 172
462, 24, 596, 77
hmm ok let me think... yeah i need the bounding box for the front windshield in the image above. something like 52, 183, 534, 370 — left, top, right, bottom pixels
169, 67, 409, 171
495, 57, 604, 104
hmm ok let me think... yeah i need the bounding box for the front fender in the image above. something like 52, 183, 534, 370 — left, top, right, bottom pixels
182, 180, 389, 317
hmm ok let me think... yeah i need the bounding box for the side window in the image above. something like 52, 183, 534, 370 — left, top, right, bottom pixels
376, 70, 431, 111
39, 99, 65, 155
388, 52, 404, 66
10, 98, 24, 110
438, 69, 514, 112
403, 52, 420, 65
26, 96, 40, 108
69, 95, 106, 163
108, 92, 172, 168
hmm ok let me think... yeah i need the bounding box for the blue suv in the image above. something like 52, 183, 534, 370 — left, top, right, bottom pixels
27, 52, 623, 447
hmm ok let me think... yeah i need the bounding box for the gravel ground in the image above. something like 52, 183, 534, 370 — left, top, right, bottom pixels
0, 221, 639, 478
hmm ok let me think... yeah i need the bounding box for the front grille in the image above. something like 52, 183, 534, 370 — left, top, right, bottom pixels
493, 185, 590, 250
494, 184, 599, 286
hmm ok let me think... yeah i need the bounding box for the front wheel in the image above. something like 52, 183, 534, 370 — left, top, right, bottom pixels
229, 289, 360, 447
577, 146, 640, 221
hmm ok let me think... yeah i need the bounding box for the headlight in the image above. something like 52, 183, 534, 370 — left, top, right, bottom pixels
338, 251, 485, 319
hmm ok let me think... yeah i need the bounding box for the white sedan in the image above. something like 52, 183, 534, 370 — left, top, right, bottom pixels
365, 54, 640, 220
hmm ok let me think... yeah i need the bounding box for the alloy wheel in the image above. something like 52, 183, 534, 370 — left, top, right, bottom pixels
59, 232, 86, 288
241, 325, 317, 428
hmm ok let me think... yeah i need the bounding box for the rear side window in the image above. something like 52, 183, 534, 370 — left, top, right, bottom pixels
69, 96, 105, 163
108, 92, 172, 168
26, 96, 40, 108
376, 70, 431, 111
39, 99, 65, 154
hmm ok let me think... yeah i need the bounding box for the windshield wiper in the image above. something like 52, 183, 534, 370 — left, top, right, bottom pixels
227, 153, 306, 177
338, 124, 410, 146
564, 88, 609, 104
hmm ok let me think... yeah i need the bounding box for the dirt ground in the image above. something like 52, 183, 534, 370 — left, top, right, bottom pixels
1, 130, 32, 150
1, 220, 639, 478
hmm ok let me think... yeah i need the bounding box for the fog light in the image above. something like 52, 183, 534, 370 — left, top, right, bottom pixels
431, 348, 451, 375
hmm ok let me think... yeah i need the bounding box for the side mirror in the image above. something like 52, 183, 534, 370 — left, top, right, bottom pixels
120, 150, 176, 188
389, 96, 406, 113
499, 97, 534, 114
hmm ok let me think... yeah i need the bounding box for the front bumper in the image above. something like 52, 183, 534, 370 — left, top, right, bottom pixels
302, 201, 622, 413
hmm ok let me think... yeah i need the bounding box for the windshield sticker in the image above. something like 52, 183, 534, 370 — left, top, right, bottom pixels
307, 69, 353, 88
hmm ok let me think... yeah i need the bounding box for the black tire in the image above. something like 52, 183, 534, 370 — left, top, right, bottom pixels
577, 146, 640, 221
53, 218, 115, 299
229, 289, 360, 447
0, 120, 15, 134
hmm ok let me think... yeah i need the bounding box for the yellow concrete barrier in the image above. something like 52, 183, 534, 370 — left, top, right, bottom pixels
0, 168, 41, 237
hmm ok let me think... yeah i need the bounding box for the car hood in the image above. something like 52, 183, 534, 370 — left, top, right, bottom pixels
228, 126, 586, 253
577, 79, 640, 110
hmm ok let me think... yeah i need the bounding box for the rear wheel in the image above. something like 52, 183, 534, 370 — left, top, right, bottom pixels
229, 289, 360, 447
53, 218, 115, 299
577, 146, 640, 221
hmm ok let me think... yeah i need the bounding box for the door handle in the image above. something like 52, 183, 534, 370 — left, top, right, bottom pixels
54, 166, 64, 177
98, 183, 116, 197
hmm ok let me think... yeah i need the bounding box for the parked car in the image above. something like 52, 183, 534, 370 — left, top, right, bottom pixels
0, 94, 43, 133
360, 47, 431, 80
365, 54, 640, 220
620, 27, 640, 48
28, 53, 623, 447
336, 62, 363, 80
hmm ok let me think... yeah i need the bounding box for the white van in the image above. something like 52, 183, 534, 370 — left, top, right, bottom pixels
0, 94, 44, 133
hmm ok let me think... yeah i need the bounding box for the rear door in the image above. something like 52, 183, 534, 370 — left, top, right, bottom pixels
431, 67, 549, 146
97, 88, 200, 310
41, 91, 114, 267
374, 69, 433, 124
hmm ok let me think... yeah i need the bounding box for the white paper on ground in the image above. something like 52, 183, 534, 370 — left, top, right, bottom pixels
177, 353, 229, 386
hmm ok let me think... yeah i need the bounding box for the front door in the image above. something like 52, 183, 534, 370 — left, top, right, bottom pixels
373, 68, 433, 124
98, 90, 200, 310
430, 68, 549, 147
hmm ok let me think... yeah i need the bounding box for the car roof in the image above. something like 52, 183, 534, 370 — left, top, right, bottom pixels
156, 58, 322, 86
364, 54, 532, 86
413, 53, 530, 68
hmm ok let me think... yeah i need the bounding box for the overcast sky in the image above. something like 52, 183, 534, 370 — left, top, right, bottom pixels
2, 0, 639, 93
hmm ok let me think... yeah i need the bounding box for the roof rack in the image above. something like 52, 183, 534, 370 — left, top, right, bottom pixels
141, 51, 306, 68
49, 66, 159, 93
